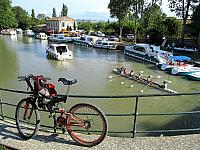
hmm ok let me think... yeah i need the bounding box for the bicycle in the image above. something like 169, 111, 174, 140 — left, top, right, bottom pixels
15, 74, 108, 147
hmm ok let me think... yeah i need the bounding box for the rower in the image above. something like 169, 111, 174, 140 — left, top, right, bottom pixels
160, 81, 167, 89
146, 76, 151, 82
163, 81, 167, 89
128, 70, 134, 76
123, 67, 128, 75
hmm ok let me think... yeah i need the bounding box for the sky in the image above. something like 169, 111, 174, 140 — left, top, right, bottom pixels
11, 0, 176, 21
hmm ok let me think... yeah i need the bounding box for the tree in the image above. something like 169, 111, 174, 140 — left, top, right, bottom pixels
168, 0, 198, 46
191, 4, 200, 50
61, 3, 68, 16
140, 4, 167, 44
73, 21, 76, 30
12, 6, 31, 30
0, 0, 17, 29
31, 9, 35, 20
37, 14, 46, 24
108, 0, 133, 41
31, 9, 37, 27
163, 17, 182, 38
52, 7, 56, 17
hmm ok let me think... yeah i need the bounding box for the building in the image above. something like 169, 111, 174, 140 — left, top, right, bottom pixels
46, 16, 77, 33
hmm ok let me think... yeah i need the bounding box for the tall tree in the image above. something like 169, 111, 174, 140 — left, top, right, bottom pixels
31, 9, 35, 20
31, 9, 37, 27
52, 7, 56, 17
108, 0, 133, 41
61, 3, 68, 16
12, 6, 31, 30
37, 14, 46, 24
191, 4, 200, 51
140, 4, 167, 44
168, 0, 198, 46
0, 0, 17, 29
73, 21, 76, 30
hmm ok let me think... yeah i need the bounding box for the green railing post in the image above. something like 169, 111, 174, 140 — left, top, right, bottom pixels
132, 96, 139, 138
0, 98, 4, 121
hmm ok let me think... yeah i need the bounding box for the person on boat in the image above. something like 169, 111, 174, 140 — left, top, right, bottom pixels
146, 75, 152, 83
117, 67, 124, 74
123, 68, 128, 75
128, 70, 134, 77
159, 81, 167, 89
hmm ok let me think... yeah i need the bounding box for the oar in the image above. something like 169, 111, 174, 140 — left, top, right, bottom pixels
109, 75, 120, 79
130, 81, 138, 88
165, 80, 172, 83
140, 83, 151, 93
121, 77, 130, 84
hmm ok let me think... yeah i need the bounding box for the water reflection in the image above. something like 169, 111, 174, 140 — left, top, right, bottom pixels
0, 36, 18, 86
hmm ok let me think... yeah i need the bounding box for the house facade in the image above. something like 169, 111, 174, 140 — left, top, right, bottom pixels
46, 16, 77, 33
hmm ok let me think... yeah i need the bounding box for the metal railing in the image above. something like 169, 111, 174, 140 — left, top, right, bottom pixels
1, 87, 200, 137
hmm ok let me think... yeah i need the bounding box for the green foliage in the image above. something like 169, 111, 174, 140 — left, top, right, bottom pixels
163, 17, 182, 38
61, 3, 68, 16
12, 6, 31, 30
0, 0, 17, 29
52, 8, 56, 17
140, 4, 167, 44
78, 22, 95, 31
191, 4, 200, 36
37, 14, 46, 24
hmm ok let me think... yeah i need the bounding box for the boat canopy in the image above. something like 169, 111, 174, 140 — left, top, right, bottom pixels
169, 56, 191, 61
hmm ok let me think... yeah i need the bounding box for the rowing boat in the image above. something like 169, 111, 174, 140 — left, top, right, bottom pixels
113, 69, 177, 93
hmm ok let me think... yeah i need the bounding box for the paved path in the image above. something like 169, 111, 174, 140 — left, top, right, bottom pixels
0, 120, 200, 150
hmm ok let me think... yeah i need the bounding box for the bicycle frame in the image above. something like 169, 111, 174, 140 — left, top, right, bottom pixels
58, 108, 87, 130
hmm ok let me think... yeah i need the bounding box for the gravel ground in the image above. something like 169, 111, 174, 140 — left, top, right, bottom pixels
0, 120, 200, 150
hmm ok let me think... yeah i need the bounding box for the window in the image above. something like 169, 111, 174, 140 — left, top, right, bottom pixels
62, 22, 65, 27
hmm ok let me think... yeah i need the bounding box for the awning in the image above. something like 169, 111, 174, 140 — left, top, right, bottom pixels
169, 56, 191, 61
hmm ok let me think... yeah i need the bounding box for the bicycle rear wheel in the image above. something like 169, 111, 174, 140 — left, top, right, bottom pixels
67, 103, 108, 147
15, 98, 40, 140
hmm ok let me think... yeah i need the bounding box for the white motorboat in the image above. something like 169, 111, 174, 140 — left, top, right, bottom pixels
124, 43, 173, 64
160, 56, 192, 71
187, 72, 200, 81
46, 44, 73, 60
171, 66, 200, 76
48, 34, 78, 43
36, 33, 48, 40
93, 40, 117, 50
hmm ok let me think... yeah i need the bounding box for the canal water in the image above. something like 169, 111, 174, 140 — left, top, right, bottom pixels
1, 35, 200, 137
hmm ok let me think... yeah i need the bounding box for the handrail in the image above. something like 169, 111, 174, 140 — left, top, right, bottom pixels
1, 87, 200, 137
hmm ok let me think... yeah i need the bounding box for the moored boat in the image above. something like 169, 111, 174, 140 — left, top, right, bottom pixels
93, 39, 117, 50
124, 43, 173, 64
46, 44, 73, 60
36, 33, 48, 40
112, 68, 177, 93
187, 72, 200, 81
160, 56, 192, 71
171, 66, 200, 76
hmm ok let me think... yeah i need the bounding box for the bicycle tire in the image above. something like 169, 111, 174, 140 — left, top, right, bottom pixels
67, 103, 108, 147
15, 98, 40, 140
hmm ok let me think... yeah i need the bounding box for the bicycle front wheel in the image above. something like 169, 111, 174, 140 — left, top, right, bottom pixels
15, 98, 40, 140
67, 103, 108, 147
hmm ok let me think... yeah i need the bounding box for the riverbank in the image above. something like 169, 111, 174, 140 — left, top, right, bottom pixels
0, 120, 200, 150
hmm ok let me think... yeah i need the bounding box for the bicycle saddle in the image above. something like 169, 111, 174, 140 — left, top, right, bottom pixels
58, 78, 77, 85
